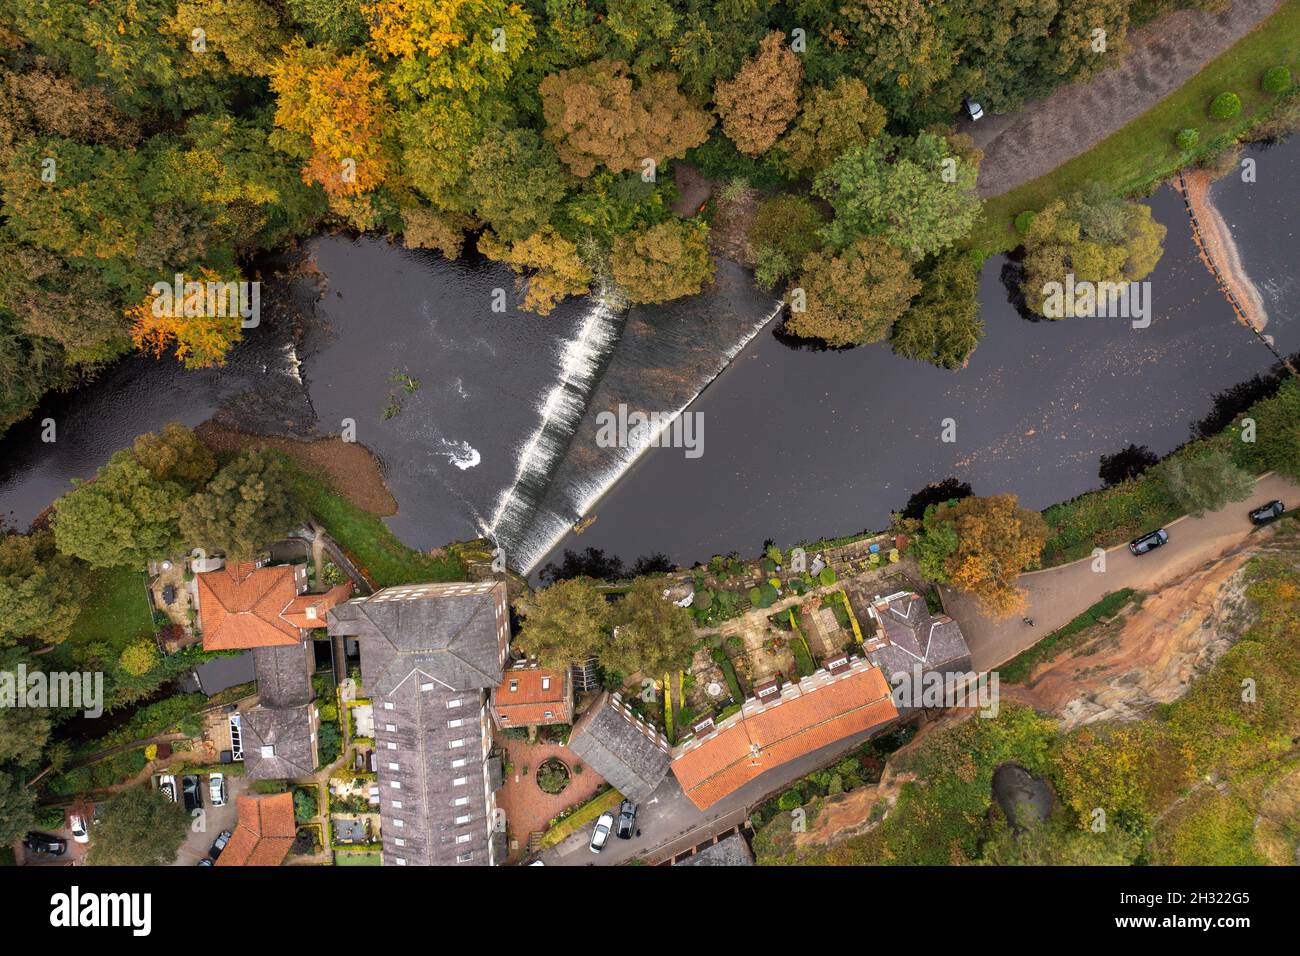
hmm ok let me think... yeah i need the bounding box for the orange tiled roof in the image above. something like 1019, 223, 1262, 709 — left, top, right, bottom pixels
670, 663, 899, 811
197, 562, 307, 650
494, 665, 572, 725
214, 792, 296, 867
282, 582, 354, 630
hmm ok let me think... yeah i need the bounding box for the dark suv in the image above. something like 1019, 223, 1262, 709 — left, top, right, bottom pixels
1249, 500, 1286, 524
1128, 529, 1168, 555
23, 832, 67, 856
182, 774, 203, 812
616, 800, 637, 839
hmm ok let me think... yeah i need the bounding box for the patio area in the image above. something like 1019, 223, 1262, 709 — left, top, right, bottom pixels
494, 732, 608, 863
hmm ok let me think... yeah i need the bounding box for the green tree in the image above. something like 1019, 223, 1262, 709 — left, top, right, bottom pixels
1020, 187, 1166, 318
1157, 448, 1255, 517
513, 576, 611, 670
746, 194, 825, 291
815, 132, 982, 259
776, 77, 886, 179
52, 451, 187, 568
0, 529, 82, 648
611, 220, 714, 304
465, 129, 569, 242
784, 239, 919, 347
0, 771, 36, 847
132, 423, 216, 488
86, 786, 191, 866
179, 449, 306, 559
606, 576, 697, 677
478, 227, 593, 315
890, 251, 984, 369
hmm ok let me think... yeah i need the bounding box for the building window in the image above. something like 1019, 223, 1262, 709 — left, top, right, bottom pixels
447, 718, 464, 729
394, 838, 405, 847
395, 858, 406, 866
446, 698, 463, 709
455, 814, 471, 825
457, 852, 473, 863
456, 834, 472, 845
453, 776, 468, 786
385, 742, 397, 750
383, 702, 395, 711
388, 762, 400, 771
385, 723, 397, 732
390, 781, 401, 790
393, 819, 404, 828
544, 710, 553, 719
420, 682, 435, 692
508, 680, 518, 693
391, 800, 403, 809
449, 739, 465, 749
541, 677, 551, 690
453, 796, 469, 806
451, 757, 467, 768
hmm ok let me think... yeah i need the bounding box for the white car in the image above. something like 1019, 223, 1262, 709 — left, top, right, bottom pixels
963, 98, 984, 121
68, 814, 89, 844
209, 772, 227, 807
589, 812, 615, 853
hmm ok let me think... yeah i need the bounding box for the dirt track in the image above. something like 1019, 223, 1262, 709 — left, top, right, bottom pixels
968, 0, 1284, 198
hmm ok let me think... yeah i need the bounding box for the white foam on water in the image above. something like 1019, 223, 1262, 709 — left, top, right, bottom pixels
512, 296, 786, 573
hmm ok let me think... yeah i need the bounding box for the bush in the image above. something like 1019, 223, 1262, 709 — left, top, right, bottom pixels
1210, 92, 1242, 119
1013, 210, 1035, 235
818, 567, 837, 586
777, 788, 803, 812
1175, 128, 1200, 151
1262, 66, 1292, 94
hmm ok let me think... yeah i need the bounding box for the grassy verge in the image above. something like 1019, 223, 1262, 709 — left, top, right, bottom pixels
285, 459, 465, 587
1000, 589, 1139, 684
968, 1, 1300, 254
333, 850, 382, 865
537, 787, 622, 851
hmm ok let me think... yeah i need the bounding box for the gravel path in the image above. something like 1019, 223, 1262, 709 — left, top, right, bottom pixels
967, 0, 1284, 198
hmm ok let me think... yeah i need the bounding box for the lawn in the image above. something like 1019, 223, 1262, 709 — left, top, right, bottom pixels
63, 564, 154, 654
286, 460, 466, 588
968, 0, 1300, 254
333, 850, 382, 866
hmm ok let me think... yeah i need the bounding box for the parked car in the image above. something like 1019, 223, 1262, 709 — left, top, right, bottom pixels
209, 830, 232, 860
963, 98, 984, 121
1128, 528, 1169, 555
589, 812, 615, 853
182, 774, 202, 812
616, 800, 637, 839
23, 832, 67, 856
1249, 500, 1286, 524
158, 774, 177, 803
196, 858, 213, 867
68, 814, 89, 844
209, 772, 227, 807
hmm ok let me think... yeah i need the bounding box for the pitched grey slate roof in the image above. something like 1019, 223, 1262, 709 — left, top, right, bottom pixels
867, 592, 972, 681
568, 692, 670, 803
675, 832, 755, 867
329, 581, 506, 696
327, 580, 509, 867
252, 640, 314, 708
241, 702, 318, 780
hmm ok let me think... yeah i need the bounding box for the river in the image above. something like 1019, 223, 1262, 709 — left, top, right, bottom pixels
1, 139, 1295, 576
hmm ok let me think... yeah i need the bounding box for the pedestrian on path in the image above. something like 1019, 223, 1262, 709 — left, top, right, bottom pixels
1023, 617, 1035, 627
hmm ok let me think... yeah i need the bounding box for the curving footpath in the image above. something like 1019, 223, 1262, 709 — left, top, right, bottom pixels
947, 472, 1300, 672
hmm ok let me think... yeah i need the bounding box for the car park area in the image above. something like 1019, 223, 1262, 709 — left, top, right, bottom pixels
171, 771, 248, 866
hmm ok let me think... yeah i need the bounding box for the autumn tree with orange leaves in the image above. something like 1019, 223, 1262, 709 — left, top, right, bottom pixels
912, 494, 1048, 617
713, 31, 802, 157
269, 38, 392, 201
126, 269, 244, 369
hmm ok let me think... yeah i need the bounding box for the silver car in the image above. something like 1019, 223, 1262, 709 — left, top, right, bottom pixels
209, 772, 227, 807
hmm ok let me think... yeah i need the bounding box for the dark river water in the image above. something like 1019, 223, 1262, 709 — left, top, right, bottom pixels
1, 139, 1295, 575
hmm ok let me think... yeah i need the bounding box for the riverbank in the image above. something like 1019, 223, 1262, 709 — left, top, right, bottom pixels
969, 0, 1300, 253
